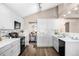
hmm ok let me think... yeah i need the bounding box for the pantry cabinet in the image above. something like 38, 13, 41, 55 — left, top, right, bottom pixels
37, 19, 54, 47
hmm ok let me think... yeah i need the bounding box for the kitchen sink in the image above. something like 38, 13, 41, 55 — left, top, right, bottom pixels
57, 35, 65, 38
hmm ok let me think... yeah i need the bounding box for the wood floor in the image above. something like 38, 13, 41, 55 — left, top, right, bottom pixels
20, 43, 59, 56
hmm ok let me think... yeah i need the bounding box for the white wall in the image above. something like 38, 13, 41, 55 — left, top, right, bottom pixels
0, 4, 24, 30
5, 3, 39, 17
0, 4, 15, 29
23, 19, 29, 45
65, 19, 79, 33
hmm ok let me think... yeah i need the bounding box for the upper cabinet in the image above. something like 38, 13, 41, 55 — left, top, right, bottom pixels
0, 4, 24, 29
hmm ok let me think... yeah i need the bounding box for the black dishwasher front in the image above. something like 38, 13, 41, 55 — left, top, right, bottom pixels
59, 39, 65, 56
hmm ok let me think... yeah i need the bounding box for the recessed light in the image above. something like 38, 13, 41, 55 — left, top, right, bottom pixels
68, 11, 71, 14
55, 4, 58, 5
74, 7, 78, 10
63, 15, 66, 17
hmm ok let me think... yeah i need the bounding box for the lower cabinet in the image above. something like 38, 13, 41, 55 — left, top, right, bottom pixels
0, 39, 20, 56
53, 36, 59, 52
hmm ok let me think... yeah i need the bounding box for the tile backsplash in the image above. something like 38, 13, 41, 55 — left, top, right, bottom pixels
0, 29, 18, 37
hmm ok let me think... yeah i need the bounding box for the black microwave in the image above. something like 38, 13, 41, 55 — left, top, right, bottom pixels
14, 21, 21, 29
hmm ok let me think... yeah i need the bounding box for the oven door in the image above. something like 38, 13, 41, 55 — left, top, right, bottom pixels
20, 37, 25, 53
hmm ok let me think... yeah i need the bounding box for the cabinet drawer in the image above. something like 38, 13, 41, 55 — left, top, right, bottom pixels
13, 48, 20, 56
0, 39, 20, 56
0, 54, 6, 56
0, 44, 11, 55
3, 48, 13, 56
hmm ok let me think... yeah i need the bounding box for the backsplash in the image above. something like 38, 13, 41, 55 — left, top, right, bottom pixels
0, 29, 25, 37
0, 29, 18, 37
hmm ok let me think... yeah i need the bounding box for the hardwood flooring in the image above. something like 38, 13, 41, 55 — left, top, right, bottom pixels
20, 43, 59, 56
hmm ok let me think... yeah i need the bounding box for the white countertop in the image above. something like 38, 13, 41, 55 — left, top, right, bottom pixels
52, 34, 79, 42
59, 37, 79, 42
0, 38, 20, 48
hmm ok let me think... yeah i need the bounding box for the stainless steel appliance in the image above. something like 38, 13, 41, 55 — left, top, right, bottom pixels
14, 21, 21, 29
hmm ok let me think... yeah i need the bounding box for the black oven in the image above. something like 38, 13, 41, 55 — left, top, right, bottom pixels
14, 21, 21, 29
20, 36, 25, 54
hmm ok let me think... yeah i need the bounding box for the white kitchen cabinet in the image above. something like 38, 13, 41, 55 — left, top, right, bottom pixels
65, 42, 79, 56
11, 39, 20, 56
53, 36, 59, 52
0, 39, 20, 56
3, 48, 13, 56
37, 19, 54, 47
0, 43, 11, 55
37, 19, 62, 47
59, 38, 79, 56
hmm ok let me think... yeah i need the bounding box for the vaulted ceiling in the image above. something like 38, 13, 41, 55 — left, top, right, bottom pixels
2, 3, 79, 19
58, 3, 79, 19
4, 3, 58, 17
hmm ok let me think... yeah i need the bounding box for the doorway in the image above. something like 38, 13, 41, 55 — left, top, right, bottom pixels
65, 22, 69, 32
28, 22, 37, 47
29, 31, 37, 43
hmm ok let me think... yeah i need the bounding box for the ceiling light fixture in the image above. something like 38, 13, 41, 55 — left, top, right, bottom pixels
74, 7, 78, 10
68, 11, 71, 14
55, 4, 58, 5
63, 15, 66, 17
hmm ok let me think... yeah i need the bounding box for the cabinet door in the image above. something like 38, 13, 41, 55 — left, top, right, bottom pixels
12, 39, 20, 56
53, 37, 56, 48
37, 19, 47, 32
0, 44, 11, 55
37, 19, 53, 47
0, 39, 20, 56
53, 36, 59, 52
